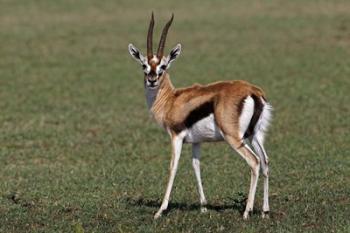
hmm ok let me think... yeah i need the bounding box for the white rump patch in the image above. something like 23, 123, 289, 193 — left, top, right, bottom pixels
184, 114, 224, 143
251, 98, 272, 164
239, 96, 255, 138
254, 99, 273, 144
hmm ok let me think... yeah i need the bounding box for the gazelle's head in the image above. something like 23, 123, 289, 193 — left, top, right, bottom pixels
128, 13, 181, 89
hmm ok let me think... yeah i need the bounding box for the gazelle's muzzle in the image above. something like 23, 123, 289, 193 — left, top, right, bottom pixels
145, 75, 159, 88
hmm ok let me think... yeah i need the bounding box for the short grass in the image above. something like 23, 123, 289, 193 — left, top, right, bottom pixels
0, 0, 349, 232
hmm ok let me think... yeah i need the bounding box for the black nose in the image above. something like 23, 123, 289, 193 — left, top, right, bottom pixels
148, 79, 156, 84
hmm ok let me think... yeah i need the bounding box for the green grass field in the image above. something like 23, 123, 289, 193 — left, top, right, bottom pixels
0, 0, 349, 232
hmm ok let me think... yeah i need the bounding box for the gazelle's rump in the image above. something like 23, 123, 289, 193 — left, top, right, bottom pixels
239, 96, 255, 139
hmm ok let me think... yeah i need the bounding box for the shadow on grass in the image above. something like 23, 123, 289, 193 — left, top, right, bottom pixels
125, 192, 248, 215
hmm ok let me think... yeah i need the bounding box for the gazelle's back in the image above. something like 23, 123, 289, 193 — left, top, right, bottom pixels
166, 80, 267, 137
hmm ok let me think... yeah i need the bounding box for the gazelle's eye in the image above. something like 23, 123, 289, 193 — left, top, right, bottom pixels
160, 65, 167, 70
142, 64, 147, 69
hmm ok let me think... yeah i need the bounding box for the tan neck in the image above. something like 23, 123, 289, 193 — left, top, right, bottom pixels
149, 73, 175, 126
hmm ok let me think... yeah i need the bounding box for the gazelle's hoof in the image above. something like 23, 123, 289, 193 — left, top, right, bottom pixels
154, 211, 162, 219
243, 211, 250, 220
262, 211, 270, 219
200, 207, 208, 213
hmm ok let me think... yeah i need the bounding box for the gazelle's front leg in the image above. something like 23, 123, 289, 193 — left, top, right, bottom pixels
154, 132, 185, 219
192, 143, 207, 213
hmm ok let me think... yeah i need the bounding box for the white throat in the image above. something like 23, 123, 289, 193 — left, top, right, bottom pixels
145, 87, 159, 110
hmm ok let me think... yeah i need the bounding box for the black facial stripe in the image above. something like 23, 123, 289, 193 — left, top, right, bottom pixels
148, 70, 157, 77
243, 95, 264, 139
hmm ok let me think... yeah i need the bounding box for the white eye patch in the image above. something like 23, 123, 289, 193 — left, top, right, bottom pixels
142, 63, 151, 74
156, 59, 168, 75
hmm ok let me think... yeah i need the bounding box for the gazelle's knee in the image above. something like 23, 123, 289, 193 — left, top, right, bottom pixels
262, 165, 269, 178
251, 158, 260, 176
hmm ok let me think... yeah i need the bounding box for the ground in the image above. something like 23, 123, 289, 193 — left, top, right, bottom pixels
0, 0, 349, 232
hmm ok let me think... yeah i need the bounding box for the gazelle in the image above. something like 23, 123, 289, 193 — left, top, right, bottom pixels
128, 13, 272, 220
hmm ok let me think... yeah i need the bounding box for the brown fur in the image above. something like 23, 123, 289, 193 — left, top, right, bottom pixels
149, 60, 158, 71
151, 72, 266, 141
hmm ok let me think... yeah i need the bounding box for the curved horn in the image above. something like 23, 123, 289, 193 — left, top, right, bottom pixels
157, 13, 174, 59
147, 12, 155, 60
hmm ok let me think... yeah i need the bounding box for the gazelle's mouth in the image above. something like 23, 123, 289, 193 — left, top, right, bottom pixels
146, 78, 159, 89
147, 83, 158, 89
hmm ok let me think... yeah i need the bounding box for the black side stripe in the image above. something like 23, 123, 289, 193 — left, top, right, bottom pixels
173, 101, 214, 133
243, 95, 264, 139
185, 101, 214, 128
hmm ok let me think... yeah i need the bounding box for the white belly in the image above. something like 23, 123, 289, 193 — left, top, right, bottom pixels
184, 114, 224, 143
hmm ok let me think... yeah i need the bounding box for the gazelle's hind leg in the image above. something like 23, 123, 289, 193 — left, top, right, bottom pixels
224, 135, 260, 219
192, 143, 207, 213
251, 99, 272, 218
251, 134, 270, 218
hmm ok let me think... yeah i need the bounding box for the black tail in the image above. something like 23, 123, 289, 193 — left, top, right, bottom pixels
243, 95, 264, 139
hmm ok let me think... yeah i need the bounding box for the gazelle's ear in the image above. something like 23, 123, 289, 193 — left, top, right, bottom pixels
128, 44, 147, 65
165, 44, 181, 68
